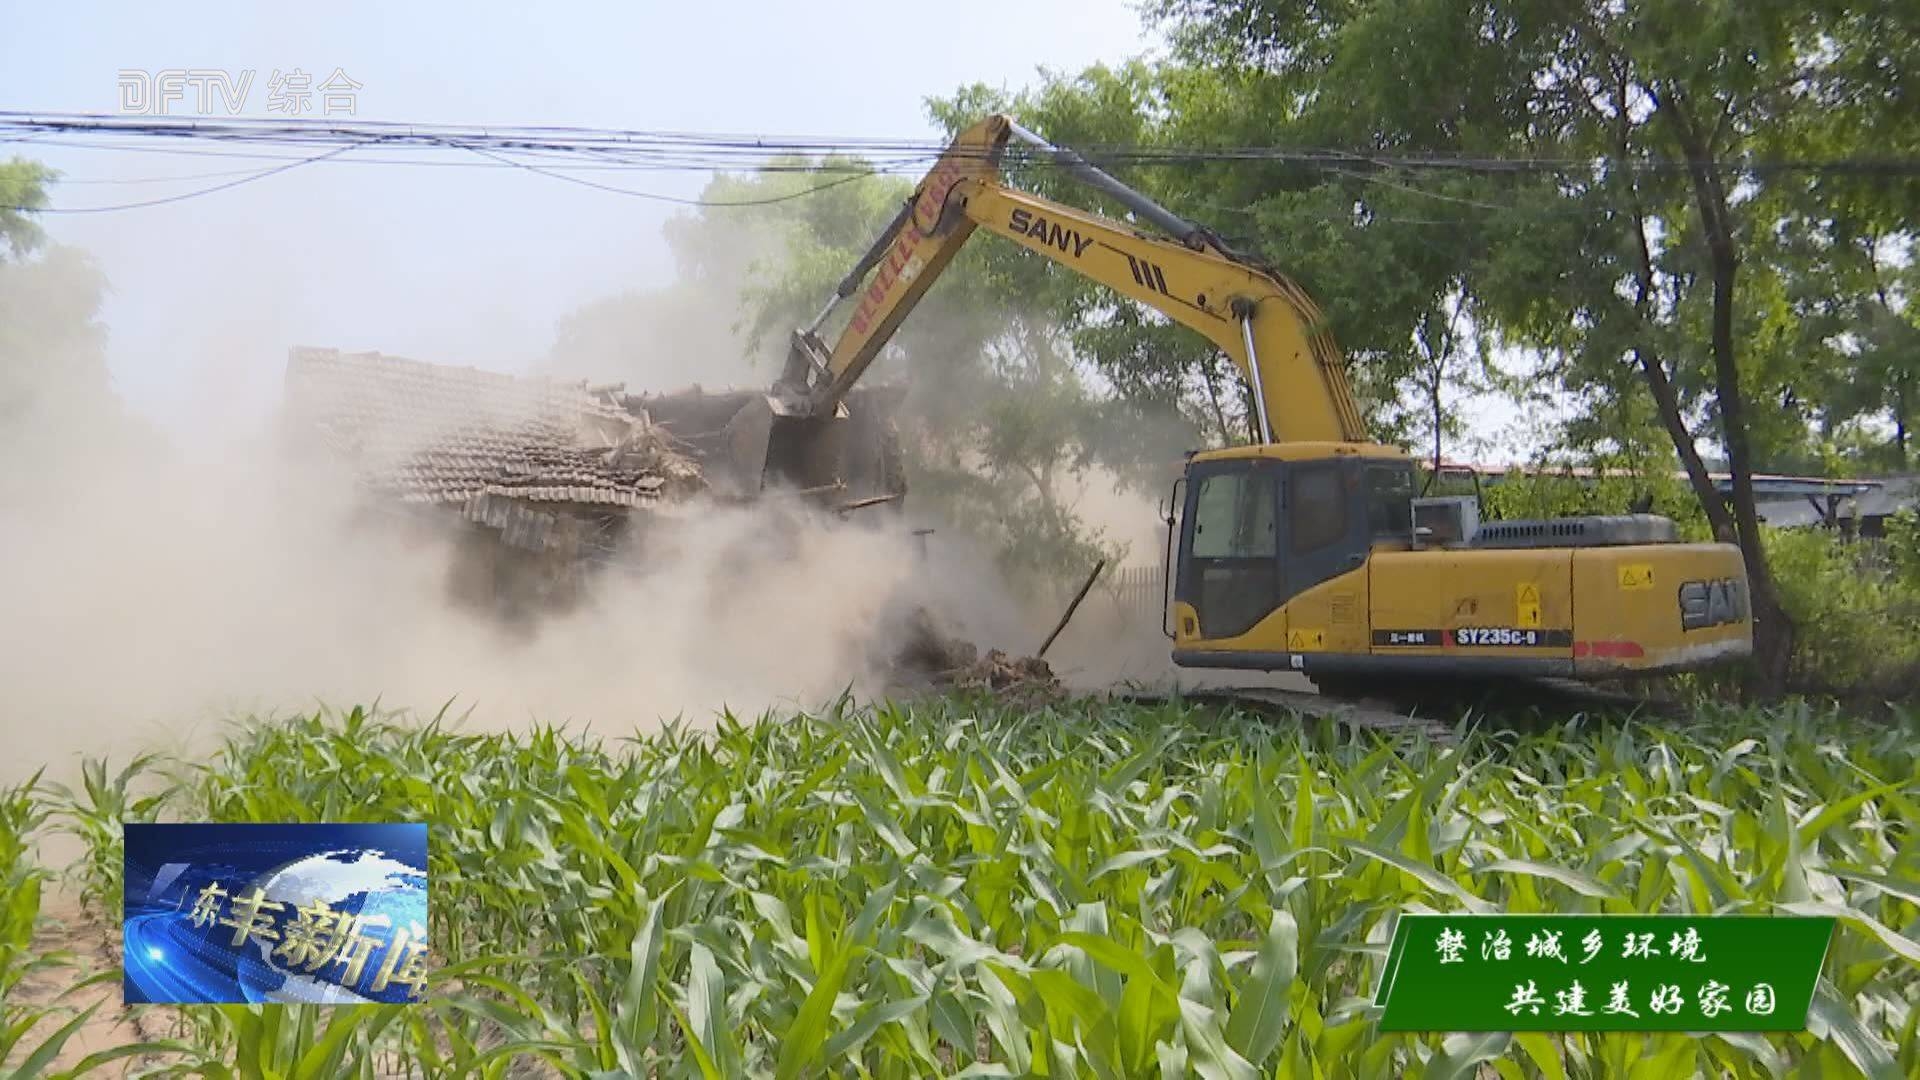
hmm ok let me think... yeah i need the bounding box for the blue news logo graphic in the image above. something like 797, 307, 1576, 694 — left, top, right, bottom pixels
122, 823, 428, 1004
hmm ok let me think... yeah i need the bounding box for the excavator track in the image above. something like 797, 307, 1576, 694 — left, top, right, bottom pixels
1119, 677, 1682, 744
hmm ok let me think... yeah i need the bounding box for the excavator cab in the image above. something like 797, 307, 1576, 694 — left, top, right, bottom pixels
1169, 444, 1414, 644
1175, 451, 1417, 640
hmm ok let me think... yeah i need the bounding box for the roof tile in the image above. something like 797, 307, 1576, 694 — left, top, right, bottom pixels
285, 347, 703, 511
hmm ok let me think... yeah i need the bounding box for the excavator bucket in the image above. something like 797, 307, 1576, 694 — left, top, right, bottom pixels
719, 393, 777, 497
720, 394, 849, 497
637, 384, 906, 505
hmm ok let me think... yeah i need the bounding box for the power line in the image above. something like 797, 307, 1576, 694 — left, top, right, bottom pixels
50, 165, 285, 185
7, 111, 1919, 178
436, 139, 900, 206
7, 110, 1918, 218
14, 140, 376, 213
6, 135, 937, 213
43, 158, 889, 184
17, 137, 919, 176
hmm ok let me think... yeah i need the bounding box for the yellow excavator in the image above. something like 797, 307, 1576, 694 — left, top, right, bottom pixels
721, 114, 1754, 691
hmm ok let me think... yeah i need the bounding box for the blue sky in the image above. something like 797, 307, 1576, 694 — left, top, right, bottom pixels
1, 0, 1155, 437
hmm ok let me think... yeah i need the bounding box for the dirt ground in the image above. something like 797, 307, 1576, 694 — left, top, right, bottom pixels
7, 890, 174, 1076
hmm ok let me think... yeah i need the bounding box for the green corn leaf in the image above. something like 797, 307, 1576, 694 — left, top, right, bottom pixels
1224, 909, 1298, 1064
775, 938, 857, 1080
1420, 1031, 1512, 1080
1347, 840, 1493, 913
685, 942, 742, 1079
1807, 988, 1904, 1080
1473, 859, 1622, 901
6, 1001, 101, 1080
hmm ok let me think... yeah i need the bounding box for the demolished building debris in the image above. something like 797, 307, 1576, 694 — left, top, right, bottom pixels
283, 346, 912, 617
284, 346, 710, 613
889, 607, 1063, 701
286, 346, 704, 512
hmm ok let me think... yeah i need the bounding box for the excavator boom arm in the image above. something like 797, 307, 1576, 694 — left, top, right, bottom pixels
955, 182, 1366, 443
783, 117, 1009, 405
789, 114, 1367, 445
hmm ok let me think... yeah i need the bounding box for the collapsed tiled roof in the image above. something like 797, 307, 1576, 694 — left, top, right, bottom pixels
285, 347, 703, 512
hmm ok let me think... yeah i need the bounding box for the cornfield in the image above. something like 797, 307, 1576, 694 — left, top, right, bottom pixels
5, 695, 1917, 1078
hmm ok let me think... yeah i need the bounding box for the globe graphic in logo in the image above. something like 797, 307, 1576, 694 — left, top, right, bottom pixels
224, 848, 429, 1004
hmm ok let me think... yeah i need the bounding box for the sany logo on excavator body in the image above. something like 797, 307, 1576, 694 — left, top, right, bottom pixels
1007, 208, 1095, 258
1678, 577, 1748, 631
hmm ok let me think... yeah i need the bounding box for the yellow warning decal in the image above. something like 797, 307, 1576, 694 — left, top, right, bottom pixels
1287, 628, 1326, 650
1618, 563, 1656, 590
1515, 583, 1542, 629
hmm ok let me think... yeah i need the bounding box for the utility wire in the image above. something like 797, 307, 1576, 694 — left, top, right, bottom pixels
6, 138, 934, 213
51, 165, 286, 185
7, 112, 1919, 177
45, 155, 929, 183
18, 137, 917, 175
439, 139, 900, 206
8, 110, 1918, 217
13, 139, 377, 213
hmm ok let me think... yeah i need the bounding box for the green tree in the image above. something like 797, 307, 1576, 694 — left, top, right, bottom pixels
1775, 213, 1918, 472
1137, 0, 1918, 694
930, 56, 1528, 488
0, 159, 126, 498
0, 245, 111, 421
0, 159, 53, 260
0, 158, 111, 417
543, 163, 905, 390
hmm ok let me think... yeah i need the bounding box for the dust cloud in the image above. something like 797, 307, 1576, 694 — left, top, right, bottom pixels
1014, 468, 1183, 688
0, 393, 1172, 791
0, 415, 965, 786
0, 278, 1018, 789
537, 203, 783, 391
0, 185, 1005, 789
889, 463, 1182, 691
0, 214, 1200, 792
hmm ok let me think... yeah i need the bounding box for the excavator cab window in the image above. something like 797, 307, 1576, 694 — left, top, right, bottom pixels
1180, 463, 1280, 639
1278, 460, 1370, 604
1290, 464, 1346, 553
1179, 458, 1398, 640
1365, 463, 1415, 541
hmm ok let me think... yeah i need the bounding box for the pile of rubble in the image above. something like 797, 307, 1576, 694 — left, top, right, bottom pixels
890, 607, 1062, 700
952, 649, 1059, 694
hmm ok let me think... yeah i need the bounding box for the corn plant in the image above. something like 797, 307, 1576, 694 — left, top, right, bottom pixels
1, 771, 110, 1078
47, 752, 175, 922
43, 697, 1920, 1077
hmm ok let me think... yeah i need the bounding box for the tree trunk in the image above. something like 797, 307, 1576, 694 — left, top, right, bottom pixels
1431, 371, 1443, 489
1614, 86, 1736, 543
1895, 381, 1909, 467
1625, 214, 1733, 542
1871, 268, 1907, 468
1667, 98, 1794, 697
1417, 306, 1456, 495
1200, 357, 1232, 446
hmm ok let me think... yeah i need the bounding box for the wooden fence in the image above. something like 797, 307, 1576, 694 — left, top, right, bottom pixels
1104, 564, 1168, 622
